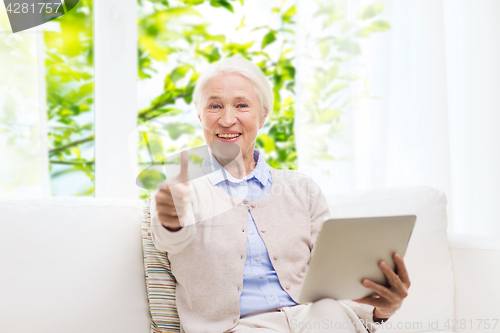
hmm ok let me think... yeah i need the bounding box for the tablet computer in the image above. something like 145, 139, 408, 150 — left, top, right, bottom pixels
298, 215, 416, 303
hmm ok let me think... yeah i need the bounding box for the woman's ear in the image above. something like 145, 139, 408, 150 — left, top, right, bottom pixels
196, 107, 202, 122
258, 112, 268, 129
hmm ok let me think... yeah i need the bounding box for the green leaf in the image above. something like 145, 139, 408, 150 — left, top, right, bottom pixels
179, 0, 204, 5
161, 7, 201, 18
165, 123, 195, 140
236, 16, 246, 30
321, 5, 346, 26
326, 65, 340, 81
286, 151, 297, 162
356, 20, 391, 37
70, 146, 81, 159
60, 109, 74, 117
318, 109, 341, 123
374, 20, 391, 30
209, 0, 234, 13
282, 65, 295, 80
262, 31, 277, 49
79, 104, 91, 112
358, 2, 385, 20
139, 132, 165, 161
78, 82, 93, 96
223, 41, 254, 56
138, 169, 166, 190
318, 152, 335, 161
170, 66, 189, 83
198, 46, 221, 62
338, 40, 361, 55
328, 83, 349, 95
160, 108, 182, 116
256, 133, 276, 153
282, 5, 296, 23
319, 39, 330, 58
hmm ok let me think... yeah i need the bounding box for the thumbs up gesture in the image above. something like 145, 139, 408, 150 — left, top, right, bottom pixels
154, 151, 192, 231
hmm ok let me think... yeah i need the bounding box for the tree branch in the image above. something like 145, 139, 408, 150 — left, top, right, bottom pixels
138, 161, 167, 165
49, 160, 94, 165
49, 134, 95, 155
138, 92, 190, 119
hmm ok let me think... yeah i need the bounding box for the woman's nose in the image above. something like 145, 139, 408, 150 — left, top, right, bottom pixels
218, 108, 237, 127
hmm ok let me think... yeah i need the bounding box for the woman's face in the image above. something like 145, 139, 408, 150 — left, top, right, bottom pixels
197, 72, 267, 163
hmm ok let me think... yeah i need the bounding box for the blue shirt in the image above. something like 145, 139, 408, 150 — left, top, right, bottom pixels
202, 149, 297, 316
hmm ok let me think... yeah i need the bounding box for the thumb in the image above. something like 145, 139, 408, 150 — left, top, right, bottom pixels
178, 150, 189, 182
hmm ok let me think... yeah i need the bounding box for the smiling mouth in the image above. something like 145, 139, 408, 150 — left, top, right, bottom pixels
216, 133, 242, 139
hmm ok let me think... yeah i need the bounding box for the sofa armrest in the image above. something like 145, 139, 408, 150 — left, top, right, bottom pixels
448, 234, 500, 333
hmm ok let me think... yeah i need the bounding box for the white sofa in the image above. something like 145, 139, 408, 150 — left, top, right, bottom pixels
0, 186, 499, 333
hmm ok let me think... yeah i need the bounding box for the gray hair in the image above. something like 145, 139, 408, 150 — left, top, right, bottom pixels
193, 57, 273, 117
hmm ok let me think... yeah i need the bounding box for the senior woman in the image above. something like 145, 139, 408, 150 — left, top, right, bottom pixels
150, 57, 410, 333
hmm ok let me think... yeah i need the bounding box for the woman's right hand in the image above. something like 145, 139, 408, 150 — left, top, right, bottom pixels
154, 151, 191, 231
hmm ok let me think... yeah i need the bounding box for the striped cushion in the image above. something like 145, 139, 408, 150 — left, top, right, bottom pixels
142, 199, 181, 333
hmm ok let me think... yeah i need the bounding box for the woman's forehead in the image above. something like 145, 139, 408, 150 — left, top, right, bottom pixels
202, 73, 259, 100
206, 72, 252, 88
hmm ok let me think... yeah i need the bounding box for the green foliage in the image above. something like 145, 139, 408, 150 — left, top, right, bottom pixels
42, 0, 389, 198
138, 168, 166, 189
209, 0, 235, 12
299, 0, 390, 167
358, 2, 386, 20
44, 0, 95, 195
262, 31, 277, 49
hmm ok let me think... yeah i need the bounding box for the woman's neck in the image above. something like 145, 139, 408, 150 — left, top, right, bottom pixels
215, 149, 256, 180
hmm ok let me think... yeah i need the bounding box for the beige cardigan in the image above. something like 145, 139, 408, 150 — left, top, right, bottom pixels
150, 167, 375, 333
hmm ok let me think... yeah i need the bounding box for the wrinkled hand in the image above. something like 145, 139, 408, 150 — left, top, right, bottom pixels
353, 253, 410, 321
154, 151, 191, 231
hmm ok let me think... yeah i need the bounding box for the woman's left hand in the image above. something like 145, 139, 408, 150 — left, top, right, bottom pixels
353, 253, 411, 321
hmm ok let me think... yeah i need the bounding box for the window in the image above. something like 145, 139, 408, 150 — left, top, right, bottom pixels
44, 0, 94, 197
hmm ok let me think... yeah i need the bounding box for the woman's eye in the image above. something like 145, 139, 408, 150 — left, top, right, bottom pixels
209, 105, 221, 109
237, 104, 248, 108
